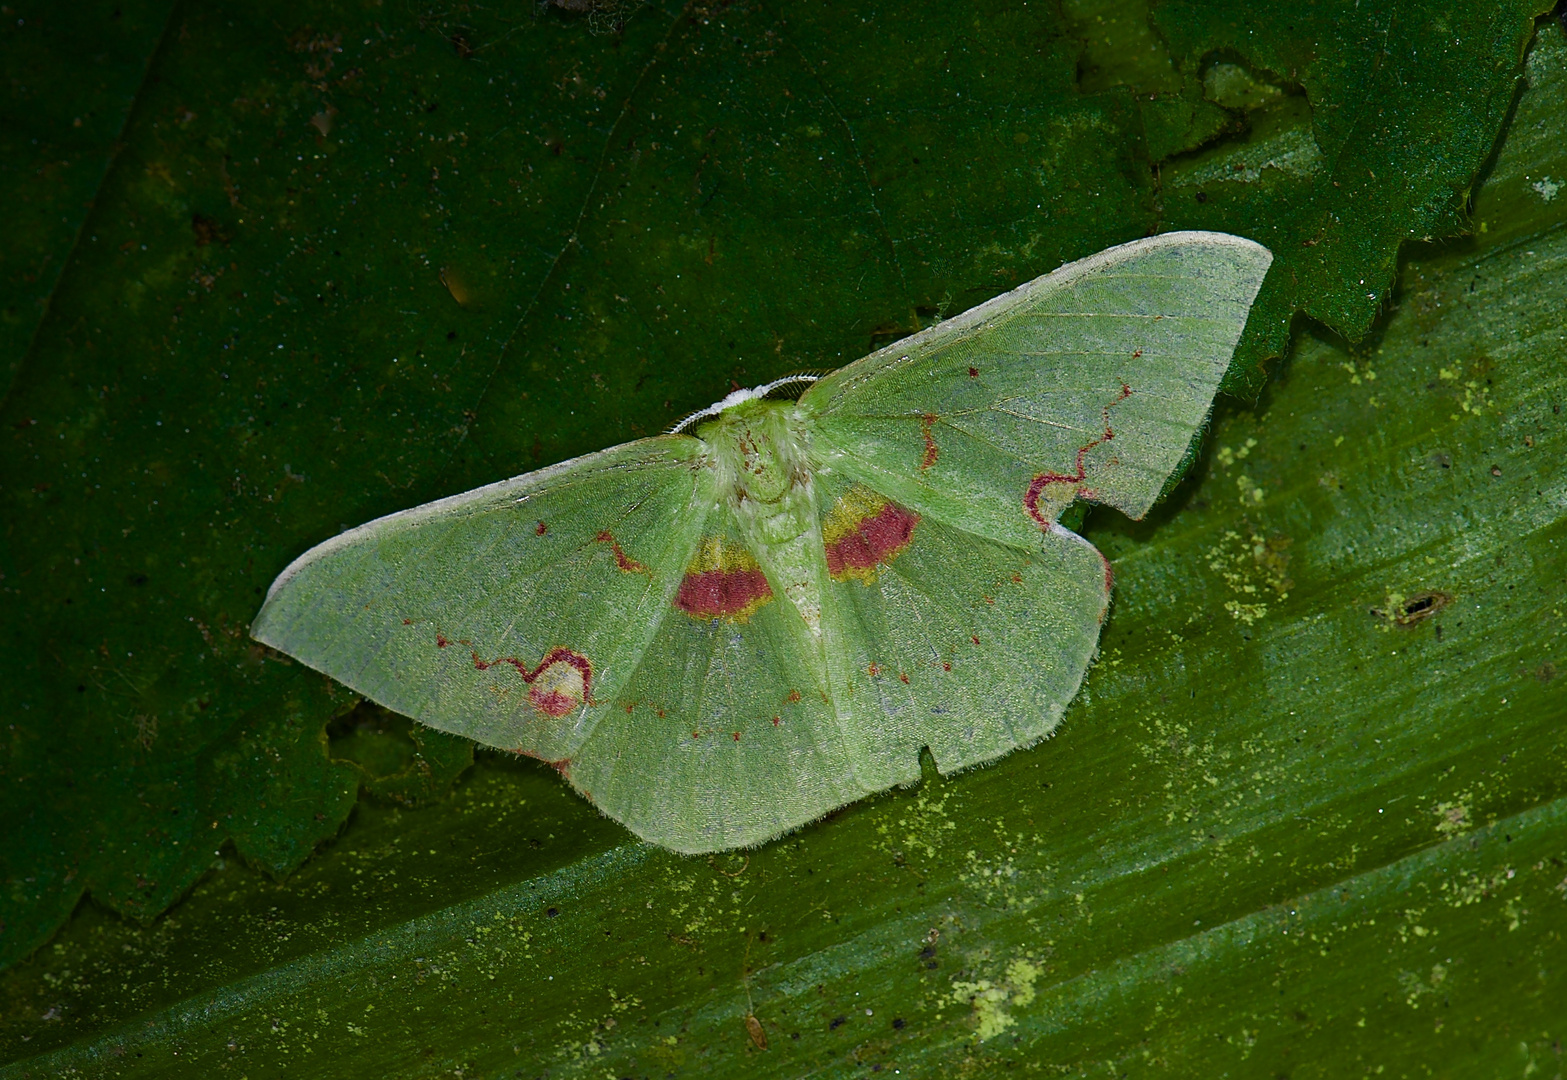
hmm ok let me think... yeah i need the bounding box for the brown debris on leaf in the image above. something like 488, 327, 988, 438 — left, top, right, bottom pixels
1371, 590, 1454, 627
745, 1013, 767, 1050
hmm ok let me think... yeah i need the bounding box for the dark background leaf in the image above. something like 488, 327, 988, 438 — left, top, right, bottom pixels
0, 0, 176, 385
3, 1, 1565, 1075
1153, 0, 1542, 389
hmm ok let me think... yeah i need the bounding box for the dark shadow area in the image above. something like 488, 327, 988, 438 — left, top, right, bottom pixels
328, 700, 476, 807
327, 699, 420, 779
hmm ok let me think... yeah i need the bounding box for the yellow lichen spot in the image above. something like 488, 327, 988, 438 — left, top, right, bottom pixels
1207, 531, 1291, 624
1236, 474, 1264, 506
1371, 591, 1405, 631
1225, 600, 1268, 625
1433, 797, 1471, 837
952, 955, 1046, 1040
875, 784, 957, 862
1005, 958, 1044, 1008
950, 979, 1013, 1040
1443, 867, 1511, 906
1458, 382, 1489, 414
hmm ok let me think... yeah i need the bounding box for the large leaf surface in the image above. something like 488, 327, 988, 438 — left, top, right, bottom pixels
0, 0, 176, 385
3, 3, 1565, 1075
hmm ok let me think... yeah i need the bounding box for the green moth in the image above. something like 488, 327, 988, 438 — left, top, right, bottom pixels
252, 231, 1271, 853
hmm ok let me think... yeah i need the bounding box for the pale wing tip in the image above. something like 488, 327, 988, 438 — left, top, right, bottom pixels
248, 537, 333, 646
248, 603, 285, 649
249, 533, 350, 656
248, 590, 296, 656
258, 549, 312, 609
1116, 229, 1274, 280
1150, 228, 1273, 258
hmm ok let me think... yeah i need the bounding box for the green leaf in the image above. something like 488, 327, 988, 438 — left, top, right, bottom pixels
0, 0, 176, 383
3, 3, 1565, 1074
1069, 0, 1550, 393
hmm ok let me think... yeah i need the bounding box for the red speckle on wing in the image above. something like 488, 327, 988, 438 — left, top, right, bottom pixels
692, 730, 701, 739
732, 731, 741, 742
942, 661, 952, 672
1132, 349, 1142, 359
624, 703, 634, 714
971, 635, 980, 645
535, 521, 548, 536
596, 530, 648, 574
786, 689, 802, 703
968, 366, 979, 377
772, 715, 782, 726
868, 662, 880, 677
899, 672, 909, 684
824, 503, 918, 579
471, 646, 593, 718
1024, 382, 1133, 528
436, 633, 450, 648
920, 414, 939, 470
530, 691, 576, 716
402, 618, 413, 625
676, 568, 773, 619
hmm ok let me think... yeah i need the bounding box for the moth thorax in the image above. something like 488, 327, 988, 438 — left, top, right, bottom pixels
742, 482, 815, 545
710, 401, 807, 505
